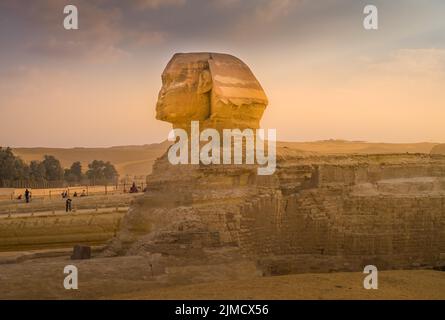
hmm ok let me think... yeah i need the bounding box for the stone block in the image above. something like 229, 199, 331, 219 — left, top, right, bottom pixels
71, 244, 91, 260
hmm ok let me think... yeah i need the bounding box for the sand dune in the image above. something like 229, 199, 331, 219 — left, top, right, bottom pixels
13, 141, 170, 177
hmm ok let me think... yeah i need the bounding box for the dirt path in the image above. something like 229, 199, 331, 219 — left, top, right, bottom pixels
113, 269, 445, 300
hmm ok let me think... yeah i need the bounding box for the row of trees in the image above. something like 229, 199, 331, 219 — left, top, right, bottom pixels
0, 147, 118, 186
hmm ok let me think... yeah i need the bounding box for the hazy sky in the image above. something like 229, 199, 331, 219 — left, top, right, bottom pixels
1, 0, 444, 147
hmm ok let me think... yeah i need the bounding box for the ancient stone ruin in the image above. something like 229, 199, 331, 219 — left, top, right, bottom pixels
431, 144, 445, 155
107, 52, 445, 275
156, 52, 268, 132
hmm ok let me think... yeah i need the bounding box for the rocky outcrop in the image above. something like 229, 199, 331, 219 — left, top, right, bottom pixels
0, 211, 124, 251
431, 144, 445, 155
109, 152, 445, 273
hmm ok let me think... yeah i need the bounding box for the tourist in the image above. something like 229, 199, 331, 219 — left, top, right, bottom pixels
65, 198, 72, 212
129, 182, 138, 193
24, 188, 30, 203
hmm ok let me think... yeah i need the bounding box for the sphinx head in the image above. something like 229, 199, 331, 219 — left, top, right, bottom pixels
156, 52, 268, 131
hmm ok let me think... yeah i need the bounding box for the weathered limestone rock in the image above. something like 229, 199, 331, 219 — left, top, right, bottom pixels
156, 52, 268, 132
110, 151, 445, 272
0, 211, 123, 251
431, 144, 445, 155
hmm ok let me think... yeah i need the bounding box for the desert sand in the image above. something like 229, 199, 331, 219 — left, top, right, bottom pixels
0, 252, 443, 300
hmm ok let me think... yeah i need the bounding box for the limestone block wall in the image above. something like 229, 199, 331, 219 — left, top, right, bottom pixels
117, 154, 445, 270
317, 163, 445, 186
341, 195, 444, 260
229, 187, 445, 269
226, 160, 445, 269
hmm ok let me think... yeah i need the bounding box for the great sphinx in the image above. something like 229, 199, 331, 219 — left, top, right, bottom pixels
107, 52, 445, 275
108, 52, 274, 258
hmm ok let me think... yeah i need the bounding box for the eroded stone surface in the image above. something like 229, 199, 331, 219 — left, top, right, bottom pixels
106, 53, 445, 275
431, 144, 445, 155
156, 52, 268, 132
109, 152, 445, 273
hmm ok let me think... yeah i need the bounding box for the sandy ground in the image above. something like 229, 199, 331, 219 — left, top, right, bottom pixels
0, 254, 443, 300
118, 270, 445, 300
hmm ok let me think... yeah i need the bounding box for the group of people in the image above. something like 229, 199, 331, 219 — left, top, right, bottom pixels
16, 188, 85, 213
17, 188, 88, 204
62, 190, 87, 213
17, 182, 143, 213
16, 188, 32, 203
61, 190, 87, 198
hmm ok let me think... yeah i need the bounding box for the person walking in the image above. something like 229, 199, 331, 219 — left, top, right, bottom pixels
24, 189, 30, 203
65, 198, 72, 213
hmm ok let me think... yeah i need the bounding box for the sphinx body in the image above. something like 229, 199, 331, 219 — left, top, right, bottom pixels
106, 53, 445, 277
431, 144, 445, 155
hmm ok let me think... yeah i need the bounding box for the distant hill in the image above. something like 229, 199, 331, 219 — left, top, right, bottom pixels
13, 141, 171, 178
277, 140, 437, 155
11, 140, 438, 178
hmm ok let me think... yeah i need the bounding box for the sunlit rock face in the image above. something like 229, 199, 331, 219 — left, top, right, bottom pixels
431, 144, 445, 155
156, 52, 268, 132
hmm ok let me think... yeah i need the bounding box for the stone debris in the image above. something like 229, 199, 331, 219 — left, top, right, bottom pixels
71, 244, 91, 260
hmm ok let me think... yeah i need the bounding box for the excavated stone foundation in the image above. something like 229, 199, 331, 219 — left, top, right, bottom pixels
107, 152, 445, 274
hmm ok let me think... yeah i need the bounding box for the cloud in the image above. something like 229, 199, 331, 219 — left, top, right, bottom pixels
0, 0, 170, 63
132, 0, 186, 10
366, 48, 445, 79
255, 0, 299, 22
1, 1, 444, 64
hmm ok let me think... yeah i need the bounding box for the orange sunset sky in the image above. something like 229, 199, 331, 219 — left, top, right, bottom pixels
0, 0, 444, 147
